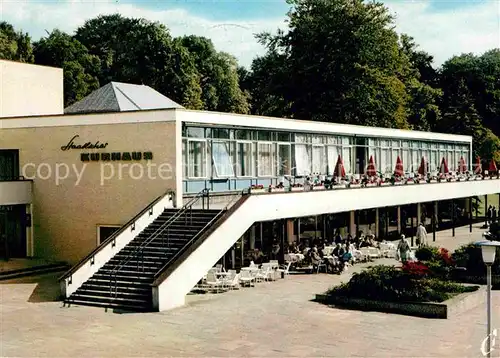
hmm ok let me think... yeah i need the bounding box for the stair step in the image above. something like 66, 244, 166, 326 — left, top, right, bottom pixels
98, 269, 157, 277
93, 274, 153, 283
69, 292, 149, 305
75, 289, 151, 301
81, 283, 150, 294
86, 278, 151, 288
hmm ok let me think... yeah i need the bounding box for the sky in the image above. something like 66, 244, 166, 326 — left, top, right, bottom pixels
0, 0, 499, 68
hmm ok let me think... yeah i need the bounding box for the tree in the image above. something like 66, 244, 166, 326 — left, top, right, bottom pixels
399, 34, 442, 131
179, 36, 249, 113
248, 0, 427, 128
75, 14, 203, 109
33, 30, 100, 106
0, 22, 34, 63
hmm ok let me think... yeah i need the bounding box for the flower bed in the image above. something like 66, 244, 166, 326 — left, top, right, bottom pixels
318, 265, 478, 318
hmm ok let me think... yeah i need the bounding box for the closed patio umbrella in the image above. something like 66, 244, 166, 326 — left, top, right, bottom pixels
333, 155, 346, 178
474, 156, 482, 174
417, 157, 427, 176
366, 155, 377, 177
439, 157, 449, 174
394, 156, 404, 177
457, 156, 467, 173
489, 159, 498, 173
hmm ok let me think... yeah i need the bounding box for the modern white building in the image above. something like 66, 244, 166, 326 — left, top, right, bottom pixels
1, 61, 498, 312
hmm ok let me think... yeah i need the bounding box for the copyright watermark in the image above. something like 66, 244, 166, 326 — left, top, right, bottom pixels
481, 328, 497, 356
21, 162, 174, 186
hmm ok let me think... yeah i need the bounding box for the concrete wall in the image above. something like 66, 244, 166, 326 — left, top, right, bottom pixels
0, 180, 32, 205
0, 60, 63, 117
154, 179, 500, 311
0, 117, 177, 263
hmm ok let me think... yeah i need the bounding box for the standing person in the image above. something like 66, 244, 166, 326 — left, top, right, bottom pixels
416, 222, 428, 247
397, 234, 411, 264
487, 205, 493, 225
493, 207, 497, 223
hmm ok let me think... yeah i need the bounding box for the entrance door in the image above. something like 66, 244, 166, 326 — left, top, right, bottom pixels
0, 206, 26, 259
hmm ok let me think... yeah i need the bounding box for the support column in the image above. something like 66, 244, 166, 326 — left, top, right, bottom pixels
397, 206, 401, 234
297, 218, 301, 242
350, 211, 356, 236
433, 201, 437, 242
410, 209, 414, 247
485, 195, 489, 226
452, 200, 455, 237
375, 208, 380, 238
249, 225, 256, 250
417, 203, 422, 226
469, 197, 473, 233
286, 219, 295, 245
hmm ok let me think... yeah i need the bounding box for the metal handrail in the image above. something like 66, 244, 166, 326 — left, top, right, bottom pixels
60, 189, 174, 282
109, 188, 209, 297
152, 191, 245, 282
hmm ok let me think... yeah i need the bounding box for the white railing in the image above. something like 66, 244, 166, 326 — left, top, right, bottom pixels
60, 191, 174, 298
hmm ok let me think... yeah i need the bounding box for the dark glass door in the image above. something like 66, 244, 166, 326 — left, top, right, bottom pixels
0, 205, 26, 259
0, 150, 19, 180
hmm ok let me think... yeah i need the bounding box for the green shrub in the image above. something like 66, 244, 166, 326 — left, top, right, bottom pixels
452, 243, 500, 275
328, 265, 478, 303
415, 245, 440, 262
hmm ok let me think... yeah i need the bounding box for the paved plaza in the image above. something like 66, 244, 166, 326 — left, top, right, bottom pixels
0, 225, 497, 357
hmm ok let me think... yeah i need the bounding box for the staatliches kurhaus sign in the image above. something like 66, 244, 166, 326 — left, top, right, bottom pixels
60, 135, 153, 162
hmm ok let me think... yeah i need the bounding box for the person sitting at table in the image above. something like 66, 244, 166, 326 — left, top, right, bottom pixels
332, 243, 346, 273
310, 247, 322, 272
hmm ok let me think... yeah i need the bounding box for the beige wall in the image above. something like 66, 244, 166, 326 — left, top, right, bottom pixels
0, 119, 177, 263
0, 60, 64, 118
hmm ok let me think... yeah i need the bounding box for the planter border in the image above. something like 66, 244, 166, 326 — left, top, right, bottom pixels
315, 285, 483, 319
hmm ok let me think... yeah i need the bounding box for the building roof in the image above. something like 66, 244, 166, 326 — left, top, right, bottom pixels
64, 82, 183, 114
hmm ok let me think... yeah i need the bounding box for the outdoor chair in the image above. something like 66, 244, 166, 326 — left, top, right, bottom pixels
223, 273, 240, 290
205, 272, 227, 293
239, 269, 255, 287
277, 262, 291, 278
256, 265, 272, 282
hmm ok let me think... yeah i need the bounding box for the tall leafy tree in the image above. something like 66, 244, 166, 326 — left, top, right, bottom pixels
249, 0, 422, 128
75, 14, 203, 109
179, 36, 249, 113
33, 30, 100, 106
0, 22, 34, 63
399, 34, 442, 131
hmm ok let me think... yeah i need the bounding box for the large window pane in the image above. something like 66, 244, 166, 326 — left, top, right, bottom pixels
312, 145, 325, 174
212, 141, 234, 177
381, 148, 390, 174
342, 146, 352, 174
278, 144, 291, 176
187, 127, 205, 138
258, 131, 272, 141
277, 132, 290, 142
236, 142, 253, 177
294, 144, 311, 175
188, 140, 207, 178
258, 143, 274, 176
327, 146, 340, 175
236, 130, 252, 140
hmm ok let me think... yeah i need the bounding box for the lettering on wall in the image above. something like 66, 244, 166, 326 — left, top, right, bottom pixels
61, 135, 108, 151
61, 135, 153, 162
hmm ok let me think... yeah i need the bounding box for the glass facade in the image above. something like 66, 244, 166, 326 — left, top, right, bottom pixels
182, 124, 471, 193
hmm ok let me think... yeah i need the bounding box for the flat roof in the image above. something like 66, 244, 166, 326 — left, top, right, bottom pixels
0, 107, 471, 143
178, 110, 472, 143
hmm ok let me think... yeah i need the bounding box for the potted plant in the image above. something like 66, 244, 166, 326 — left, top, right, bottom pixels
379, 177, 391, 186
349, 177, 362, 188
250, 184, 266, 194
312, 182, 326, 190
291, 183, 304, 192
405, 177, 415, 185
270, 182, 286, 193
